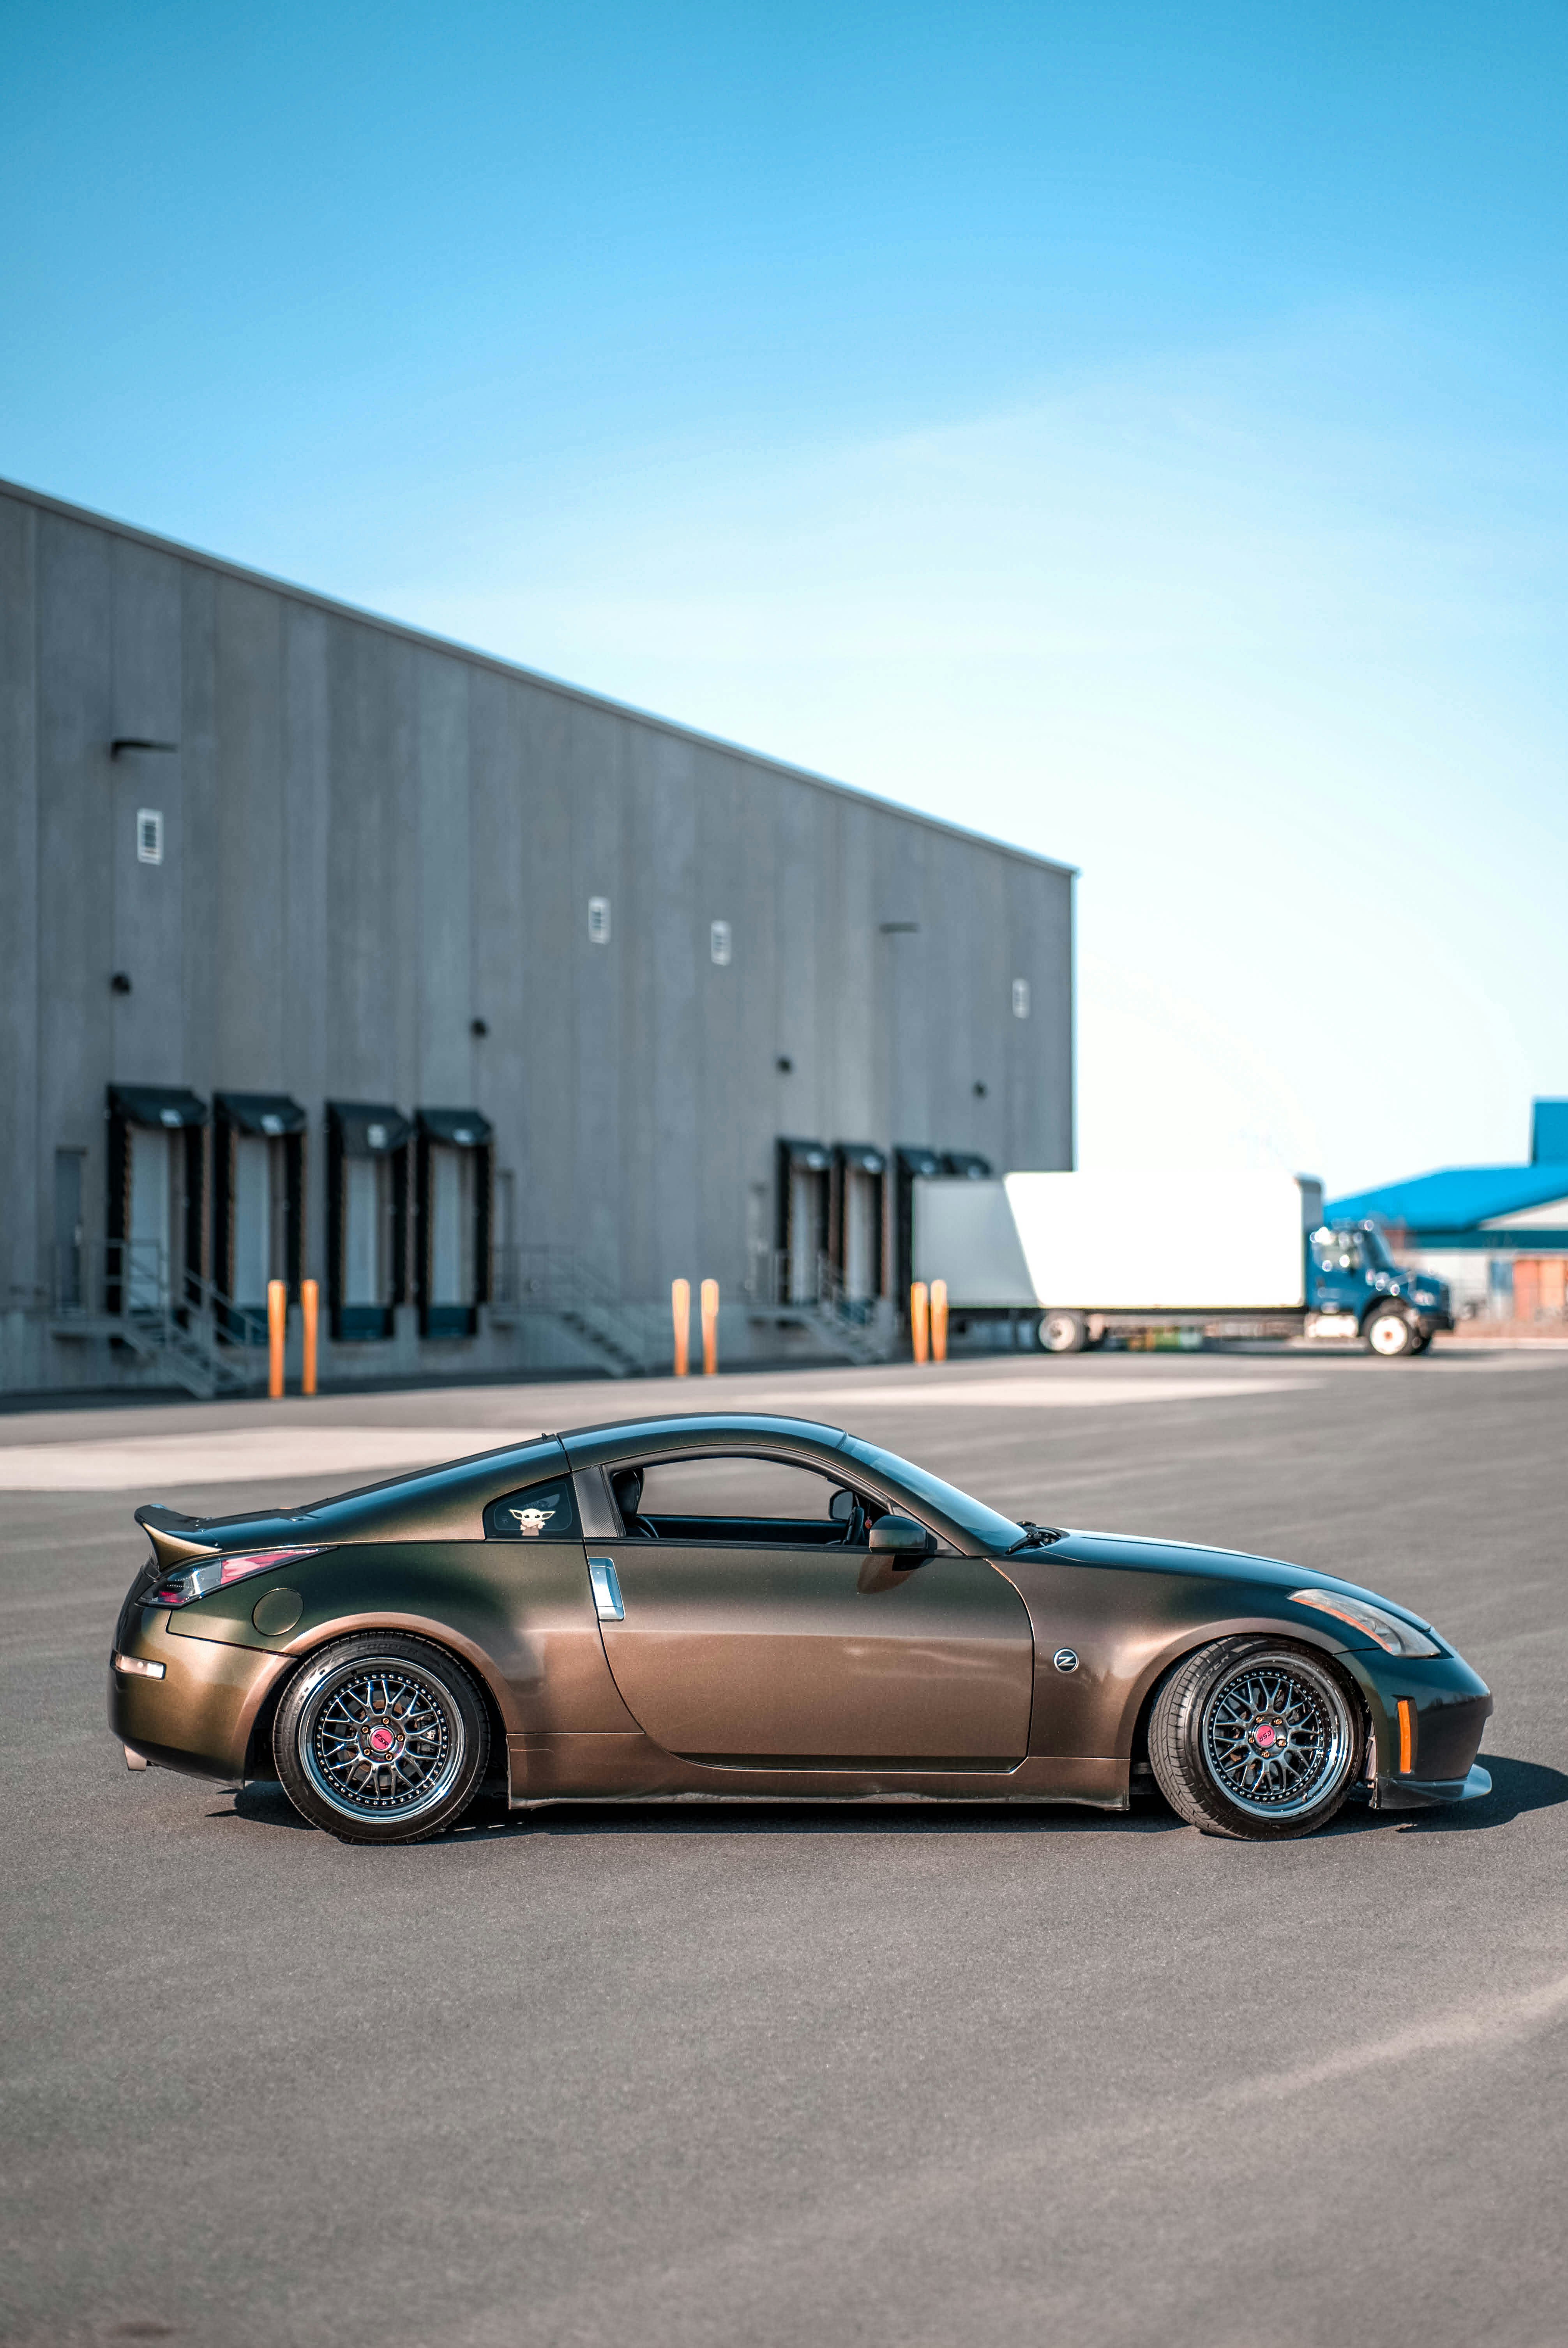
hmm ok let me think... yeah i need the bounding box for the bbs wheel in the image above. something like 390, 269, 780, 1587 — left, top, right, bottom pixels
1365, 1305, 1416, 1357
1148, 1638, 1362, 1841
274, 1634, 489, 1844
1037, 1310, 1088, 1354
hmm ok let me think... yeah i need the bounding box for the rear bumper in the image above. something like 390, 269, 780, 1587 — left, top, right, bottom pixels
109, 1607, 288, 1781
1373, 1761, 1490, 1811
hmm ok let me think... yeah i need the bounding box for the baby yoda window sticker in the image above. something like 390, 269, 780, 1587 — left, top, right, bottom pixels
483, 1476, 580, 1541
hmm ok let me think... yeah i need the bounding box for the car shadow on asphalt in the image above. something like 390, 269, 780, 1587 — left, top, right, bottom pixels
216, 1753, 1567, 1841
1325, 1753, 1568, 1836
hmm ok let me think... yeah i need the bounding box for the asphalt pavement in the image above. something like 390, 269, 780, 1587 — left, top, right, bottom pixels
4, 1346, 1566, 2348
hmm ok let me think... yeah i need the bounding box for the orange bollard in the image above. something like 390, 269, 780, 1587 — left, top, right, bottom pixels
701, 1278, 719, 1375
301, 1278, 319, 1397
267, 1278, 286, 1399
910, 1280, 930, 1365
931, 1278, 948, 1363
672, 1278, 691, 1376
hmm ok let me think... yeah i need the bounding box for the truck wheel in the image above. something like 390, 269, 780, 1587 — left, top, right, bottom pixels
1037, 1310, 1088, 1354
1365, 1305, 1416, 1358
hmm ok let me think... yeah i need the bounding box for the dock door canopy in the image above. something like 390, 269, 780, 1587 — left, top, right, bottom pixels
327, 1103, 411, 1342
833, 1144, 886, 1302
214, 1094, 306, 1339
415, 1109, 494, 1338
106, 1086, 208, 1315
777, 1139, 831, 1303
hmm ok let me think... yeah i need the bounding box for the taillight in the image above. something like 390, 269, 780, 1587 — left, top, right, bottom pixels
150, 1547, 323, 1607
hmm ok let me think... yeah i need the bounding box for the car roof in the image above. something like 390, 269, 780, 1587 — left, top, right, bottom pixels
560, 1413, 848, 1468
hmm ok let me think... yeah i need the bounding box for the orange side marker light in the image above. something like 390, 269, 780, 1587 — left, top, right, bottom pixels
1397, 1697, 1414, 1775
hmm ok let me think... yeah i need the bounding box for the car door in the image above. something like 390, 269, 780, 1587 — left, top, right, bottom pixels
588, 1452, 1034, 1764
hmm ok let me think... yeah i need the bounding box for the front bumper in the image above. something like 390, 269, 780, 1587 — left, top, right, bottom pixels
1373, 1760, 1491, 1811
1340, 1647, 1492, 1805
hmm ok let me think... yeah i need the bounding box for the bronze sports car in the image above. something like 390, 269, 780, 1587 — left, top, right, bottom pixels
109, 1411, 1493, 1844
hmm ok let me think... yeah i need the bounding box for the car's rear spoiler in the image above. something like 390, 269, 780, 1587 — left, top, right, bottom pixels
134, 1503, 220, 1568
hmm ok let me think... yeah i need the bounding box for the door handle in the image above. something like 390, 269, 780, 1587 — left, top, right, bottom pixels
588, 1557, 625, 1621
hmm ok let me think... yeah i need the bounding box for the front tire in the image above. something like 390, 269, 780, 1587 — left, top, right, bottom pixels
1036, 1310, 1088, 1354
1148, 1638, 1362, 1841
1365, 1305, 1416, 1357
274, 1634, 489, 1844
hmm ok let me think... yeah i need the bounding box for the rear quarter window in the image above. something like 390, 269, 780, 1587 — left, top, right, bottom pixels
483, 1476, 581, 1541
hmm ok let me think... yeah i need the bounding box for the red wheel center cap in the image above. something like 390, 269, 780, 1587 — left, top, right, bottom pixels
367, 1725, 397, 1754
1254, 1722, 1277, 1748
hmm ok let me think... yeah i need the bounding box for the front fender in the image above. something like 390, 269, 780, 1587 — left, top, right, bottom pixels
1001, 1556, 1372, 1760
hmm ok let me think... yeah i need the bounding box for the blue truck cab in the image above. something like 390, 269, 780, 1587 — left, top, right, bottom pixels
1308, 1221, 1452, 1356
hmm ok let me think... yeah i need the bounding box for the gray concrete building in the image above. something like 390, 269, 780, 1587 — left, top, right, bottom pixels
0, 477, 1075, 1395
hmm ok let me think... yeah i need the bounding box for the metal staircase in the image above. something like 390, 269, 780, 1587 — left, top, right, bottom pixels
490, 1246, 664, 1377
747, 1252, 895, 1366
49, 1245, 266, 1399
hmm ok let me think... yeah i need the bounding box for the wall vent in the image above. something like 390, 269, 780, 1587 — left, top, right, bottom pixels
136, 809, 164, 865
588, 895, 611, 945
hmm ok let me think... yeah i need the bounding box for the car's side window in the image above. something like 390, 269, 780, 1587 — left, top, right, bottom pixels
483, 1475, 581, 1541
628, 1455, 867, 1546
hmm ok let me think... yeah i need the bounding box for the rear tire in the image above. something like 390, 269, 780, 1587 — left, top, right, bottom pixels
1365, 1305, 1416, 1357
1148, 1638, 1362, 1841
1036, 1310, 1088, 1354
274, 1634, 489, 1844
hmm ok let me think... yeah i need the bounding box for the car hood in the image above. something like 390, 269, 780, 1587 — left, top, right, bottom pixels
1041, 1527, 1437, 1636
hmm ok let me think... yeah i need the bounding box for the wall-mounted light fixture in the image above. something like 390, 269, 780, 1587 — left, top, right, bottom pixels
110, 972, 132, 995
110, 738, 178, 759
879, 921, 919, 935
710, 919, 732, 965
470, 1018, 489, 1038
588, 896, 611, 944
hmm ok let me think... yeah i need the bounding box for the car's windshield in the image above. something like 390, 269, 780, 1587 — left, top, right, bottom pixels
838, 1436, 1025, 1552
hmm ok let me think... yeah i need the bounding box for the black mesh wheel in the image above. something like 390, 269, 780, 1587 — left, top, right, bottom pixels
274, 1634, 489, 1844
1148, 1638, 1363, 1841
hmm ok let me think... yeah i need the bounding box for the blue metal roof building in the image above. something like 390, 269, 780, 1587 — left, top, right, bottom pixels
1327, 1100, 1568, 1318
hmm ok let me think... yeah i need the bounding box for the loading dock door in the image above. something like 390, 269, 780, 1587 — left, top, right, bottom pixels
327, 1102, 412, 1342
231, 1135, 276, 1305
415, 1109, 493, 1338
429, 1146, 475, 1305
127, 1126, 173, 1310
835, 1144, 886, 1303
778, 1139, 830, 1304
215, 1096, 307, 1338
107, 1086, 208, 1319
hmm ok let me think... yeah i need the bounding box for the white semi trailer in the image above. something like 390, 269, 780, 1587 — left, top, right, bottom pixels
911, 1169, 1453, 1356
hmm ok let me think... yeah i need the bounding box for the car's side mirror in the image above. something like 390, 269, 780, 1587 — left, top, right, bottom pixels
868, 1514, 936, 1560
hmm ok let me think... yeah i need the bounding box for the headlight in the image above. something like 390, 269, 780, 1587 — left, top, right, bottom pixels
1289, 1588, 1441, 1657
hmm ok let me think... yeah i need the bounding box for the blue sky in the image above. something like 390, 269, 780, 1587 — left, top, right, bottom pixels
4, 1, 1564, 1191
